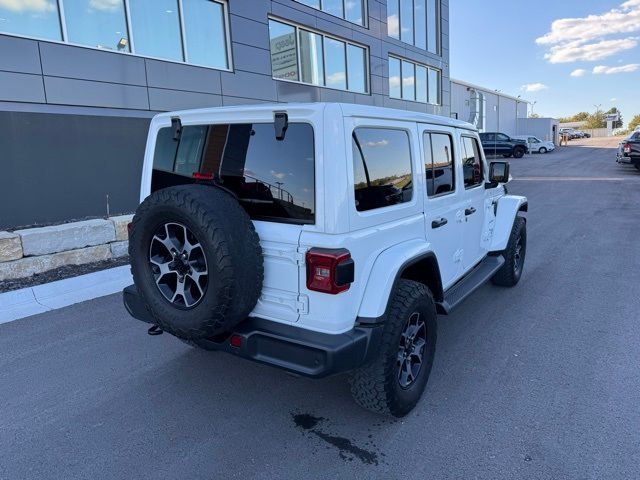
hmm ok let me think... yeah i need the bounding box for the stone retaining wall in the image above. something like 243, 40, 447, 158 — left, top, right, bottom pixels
0, 215, 132, 281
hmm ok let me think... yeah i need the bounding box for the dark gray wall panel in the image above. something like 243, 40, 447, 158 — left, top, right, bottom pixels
229, 16, 270, 48
232, 44, 272, 75
222, 96, 270, 106
271, 2, 318, 29
0, 35, 41, 74
0, 72, 45, 103
148, 88, 222, 111
44, 77, 149, 109
221, 71, 277, 101
145, 60, 222, 94
39, 43, 146, 86
0, 111, 149, 228
228, 0, 270, 23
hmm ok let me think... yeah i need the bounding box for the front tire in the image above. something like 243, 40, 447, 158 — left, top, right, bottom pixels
492, 216, 526, 287
349, 280, 438, 417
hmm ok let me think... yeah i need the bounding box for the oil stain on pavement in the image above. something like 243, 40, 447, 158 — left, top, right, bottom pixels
292, 413, 380, 465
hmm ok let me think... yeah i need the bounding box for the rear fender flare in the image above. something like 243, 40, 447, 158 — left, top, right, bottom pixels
357, 240, 442, 320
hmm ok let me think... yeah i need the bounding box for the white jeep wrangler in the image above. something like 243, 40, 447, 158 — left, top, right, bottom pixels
123, 103, 527, 417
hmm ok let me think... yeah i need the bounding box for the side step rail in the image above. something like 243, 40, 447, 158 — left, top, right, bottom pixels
437, 255, 505, 314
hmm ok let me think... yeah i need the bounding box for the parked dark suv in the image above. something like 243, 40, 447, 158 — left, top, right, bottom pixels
479, 132, 528, 158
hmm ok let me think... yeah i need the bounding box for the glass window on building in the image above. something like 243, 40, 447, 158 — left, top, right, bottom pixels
294, 0, 365, 26
388, 0, 439, 54
389, 57, 401, 98
325, 38, 347, 90
299, 29, 324, 86
352, 128, 413, 212
415, 65, 427, 103
323, 0, 344, 18
401, 59, 415, 101
64, 0, 129, 52
389, 56, 441, 105
269, 20, 299, 82
183, 0, 228, 69
268, 19, 369, 94
129, 0, 183, 62
347, 44, 367, 93
0, 0, 62, 41
428, 67, 440, 104
400, 0, 413, 45
387, 0, 399, 39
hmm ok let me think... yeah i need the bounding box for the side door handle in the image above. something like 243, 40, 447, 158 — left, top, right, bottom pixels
431, 218, 448, 228
465, 207, 476, 216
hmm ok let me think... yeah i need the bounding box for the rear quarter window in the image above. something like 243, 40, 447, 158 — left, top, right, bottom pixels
352, 128, 413, 212
151, 122, 315, 224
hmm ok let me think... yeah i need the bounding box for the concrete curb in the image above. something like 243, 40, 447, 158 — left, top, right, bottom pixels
0, 265, 132, 325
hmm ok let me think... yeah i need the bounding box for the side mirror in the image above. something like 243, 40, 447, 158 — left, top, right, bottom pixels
488, 161, 510, 185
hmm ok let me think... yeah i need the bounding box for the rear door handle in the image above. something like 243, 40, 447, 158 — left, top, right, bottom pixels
431, 218, 448, 228
465, 207, 476, 216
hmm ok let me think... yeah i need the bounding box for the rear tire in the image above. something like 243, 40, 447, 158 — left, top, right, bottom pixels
513, 147, 525, 158
539, 147, 547, 154
349, 280, 437, 417
492, 216, 526, 287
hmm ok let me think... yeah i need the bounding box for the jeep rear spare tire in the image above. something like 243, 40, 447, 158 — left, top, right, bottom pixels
129, 185, 263, 340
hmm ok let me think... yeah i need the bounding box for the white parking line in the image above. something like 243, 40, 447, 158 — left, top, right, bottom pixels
514, 177, 639, 181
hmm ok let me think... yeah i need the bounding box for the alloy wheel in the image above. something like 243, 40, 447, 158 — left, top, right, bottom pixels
149, 222, 208, 308
397, 312, 428, 388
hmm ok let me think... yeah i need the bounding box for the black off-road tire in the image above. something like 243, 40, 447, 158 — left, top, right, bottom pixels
513, 146, 525, 158
349, 280, 438, 417
491, 216, 526, 287
129, 185, 263, 340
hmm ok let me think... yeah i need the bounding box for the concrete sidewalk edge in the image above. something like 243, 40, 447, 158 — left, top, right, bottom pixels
0, 265, 132, 325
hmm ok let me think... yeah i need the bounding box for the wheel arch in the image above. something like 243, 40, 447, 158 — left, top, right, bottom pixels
489, 195, 528, 252
357, 241, 444, 323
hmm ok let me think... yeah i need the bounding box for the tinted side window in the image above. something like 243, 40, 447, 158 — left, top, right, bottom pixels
152, 123, 315, 224
482, 133, 495, 142
352, 128, 413, 212
496, 133, 510, 141
462, 136, 484, 188
424, 132, 454, 196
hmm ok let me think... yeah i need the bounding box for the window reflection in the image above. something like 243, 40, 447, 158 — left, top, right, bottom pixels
269, 20, 299, 81
389, 57, 401, 99
347, 44, 366, 93
462, 136, 484, 188
401, 60, 415, 101
389, 56, 440, 105
424, 132, 454, 196
0, 0, 61, 40
299, 29, 324, 86
325, 38, 347, 90
130, 0, 183, 62
352, 128, 413, 212
183, 0, 228, 68
152, 123, 315, 224
387, 0, 399, 39
64, 0, 129, 51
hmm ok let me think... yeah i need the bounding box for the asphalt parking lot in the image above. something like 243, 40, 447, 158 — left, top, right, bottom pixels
1, 137, 639, 479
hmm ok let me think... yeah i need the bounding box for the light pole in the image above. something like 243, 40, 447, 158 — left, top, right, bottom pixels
530, 101, 537, 117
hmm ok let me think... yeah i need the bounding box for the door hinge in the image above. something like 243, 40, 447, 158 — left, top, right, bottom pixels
296, 294, 309, 314
295, 247, 307, 265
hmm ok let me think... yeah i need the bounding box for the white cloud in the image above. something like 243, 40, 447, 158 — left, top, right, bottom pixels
611, 97, 618, 101
89, 0, 122, 11
326, 72, 346, 85
389, 76, 401, 88
0, 0, 54, 13
364, 140, 389, 148
521, 83, 549, 92
402, 76, 415, 87
270, 170, 287, 180
593, 63, 640, 74
387, 14, 399, 37
536, 0, 640, 63
570, 69, 587, 77
544, 37, 638, 63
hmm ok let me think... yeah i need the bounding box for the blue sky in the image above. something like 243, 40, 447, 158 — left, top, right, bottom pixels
449, 0, 640, 123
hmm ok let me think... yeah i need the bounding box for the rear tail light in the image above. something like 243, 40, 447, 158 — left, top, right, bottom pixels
306, 248, 354, 294
193, 171, 214, 181
624, 143, 631, 154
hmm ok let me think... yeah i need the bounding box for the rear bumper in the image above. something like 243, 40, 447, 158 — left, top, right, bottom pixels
123, 285, 383, 378
616, 154, 636, 165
